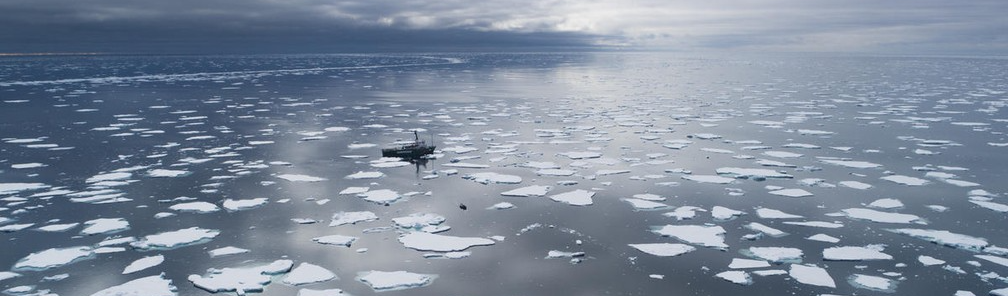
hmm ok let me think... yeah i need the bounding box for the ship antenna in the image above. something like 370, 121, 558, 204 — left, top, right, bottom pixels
414, 130, 419, 142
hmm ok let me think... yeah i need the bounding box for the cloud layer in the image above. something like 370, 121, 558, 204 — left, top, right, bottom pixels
1, 0, 1005, 53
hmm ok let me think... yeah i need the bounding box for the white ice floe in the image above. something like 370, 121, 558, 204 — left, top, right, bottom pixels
558, 151, 602, 159
712, 206, 745, 221
170, 201, 221, 214
820, 159, 882, 169
313, 235, 357, 247
442, 162, 489, 169
823, 245, 893, 261
782, 221, 844, 228
0, 272, 21, 282
838, 181, 873, 190
81, 218, 130, 235
13, 246, 94, 271
651, 225, 727, 249
971, 200, 1008, 213
488, 202, 515, 210
277, 174, 328, 182
715, 167, 792, 179
663, 206, 706, 220
849, 274, 897, 292
840, 208, 924, 224
807, 234, 840, 243
357, 189, 401, 204
745, 222, 787, 237
188, 260, 293, 295
123, 254, 165, 274
297, 288, 346, 296
90, 273, 177, 296
222, 198, 268, 211
755, 208, 803, 219
132, 227, 221, 251
0, 182, 50, 195
345, 171, 384, 179
880, 175, 929, 186
85, 173, 131, 184
501, 185, 551, 197
357, 270, 436, 292
789, 264, 835, 288
330, 211, 379, 226
729, 258, 771, 269
681, 175, 735, 184
463, 172, 522, 184
868, 198, 904, 209
398, 232, 495, 252
976, 255, 1008, 268
628, 243, 695, 257
338, 187, 369, 195
0, 223, 35, 232
536, 169, 577, 176
147, 169, 191, 178
763, 151, 803, 158
621, 198, 669, 211
392, 213, 446, 232
11, 163, 46, 169
768, 188, 813, 198
209, 246, 250, 258
743, 247, 803, 263
283, 263, 336, 286
918, 255, 945, 266
886, 228, 988, 251
715, 270, 753, 285
633, 193, 666, 201
549, 189, 595, 206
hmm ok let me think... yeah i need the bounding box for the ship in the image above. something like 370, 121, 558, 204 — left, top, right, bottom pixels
381, 131, 436, 159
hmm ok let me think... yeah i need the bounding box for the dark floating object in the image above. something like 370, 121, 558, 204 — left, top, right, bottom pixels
382, 131, 436, 159
459, 203, 467, 210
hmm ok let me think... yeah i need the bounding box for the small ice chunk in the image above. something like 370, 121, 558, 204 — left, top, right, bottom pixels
971, 200, 1008, 213
283, 263, 336, 286
768, 188, 813, 198
745, 222, 787, 237
789, 264, 835, 288
651, 225, 727, 249
357, 271, 435, 292
729, 258, 771, 269
330, 211, 379, 226
918, 255, 945, 266
548, 189, 595, 206
715, 270, 752, 285
823, 245, 893, 261
807, 234, 840, 243
976, 254, 1008, 268
147, 169, 191, 178
848, 274, 897, 292
628, 243, 695, 257
81, 218, 130, 235
34, 223, 78, 232
621, 198, 669, 211
681, 175, 734, 184
313, 235, 357, 247
338, 187, 369, 195
222, 198, 268, 211
131, 227, 220, 251
398, 232, 495, 252
841, 208, 924, 224
501, 185, 551, 197
278, 174, 328, 182
763, 151, 803, 158
755, 208, 803, 219
392, 213, 446, 232
170, 201, 221, 214
463, 172, 522, 184
558, 151, 602, 159
880, 175, 929, 186
488, 202, 515, 210
868, 198, 904, 209
122, 254, 165, 274
715, 167, 793, 179
782, 221, 844, 228
0, 271, 21, 282
820, 159, 882, 169
345, 171, 384, 179
209, 246, 250, 258
13, 246, 94, 271
743, 247, 803, 263
839, 181, 873, 190
90, 273, 177, 296
297, 288, 346, 296
711, 206, 745, 221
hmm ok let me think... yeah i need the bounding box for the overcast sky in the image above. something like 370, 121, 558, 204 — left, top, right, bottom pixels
1, 0, 1005, 54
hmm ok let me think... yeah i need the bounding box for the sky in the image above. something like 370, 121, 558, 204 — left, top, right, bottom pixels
1, 0, 1006, 54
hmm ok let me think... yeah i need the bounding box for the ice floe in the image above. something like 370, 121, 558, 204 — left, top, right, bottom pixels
123, 254, 165, 274
548, 189, 595, 206
728, 258, 771, 269
681, 175, 734, 184
209, 246, 250, 258
715, 271, 752, 285
848, 274, 897, 292
742, 247, 803, 263
330, 211, 379, 226
222, 198, 268, 211
357, 270, 436, 292
823, 245, 893, 261
768, 188, 813, 198
501, 185, 551, 197
170, 202, 221, 214
81, 218, 130, 235
628, 243, 695, 257
840, 208, 925, 224
788, 264, 835, 288
313, 235, 357, 247
880, 175, 929, 186
13, 246, 94, 271
398, 232, 495, 252
464, 172, 522, 184
651, 225, 727, 249
283, 263, 336, 286
188, 259, 293, 295
277, 174, 327, 182
131, 227, 220, 251
886, 228, 988, 251
90, 273, 177, 296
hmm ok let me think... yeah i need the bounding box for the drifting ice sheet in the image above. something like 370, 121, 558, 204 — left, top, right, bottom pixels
549, 189, 595, 206
283, 263, 336, 286
90, 273, 177, 296
357, 271, 436, 292
651, 225, 728, 249
131, 227, 220, 251
628, 243, 696, 257
789, 264, 835, 288
14, 246, 94, 271
398, 232, 495, 252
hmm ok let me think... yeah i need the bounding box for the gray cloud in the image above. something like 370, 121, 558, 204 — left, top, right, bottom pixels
1, 0, 1005, 54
